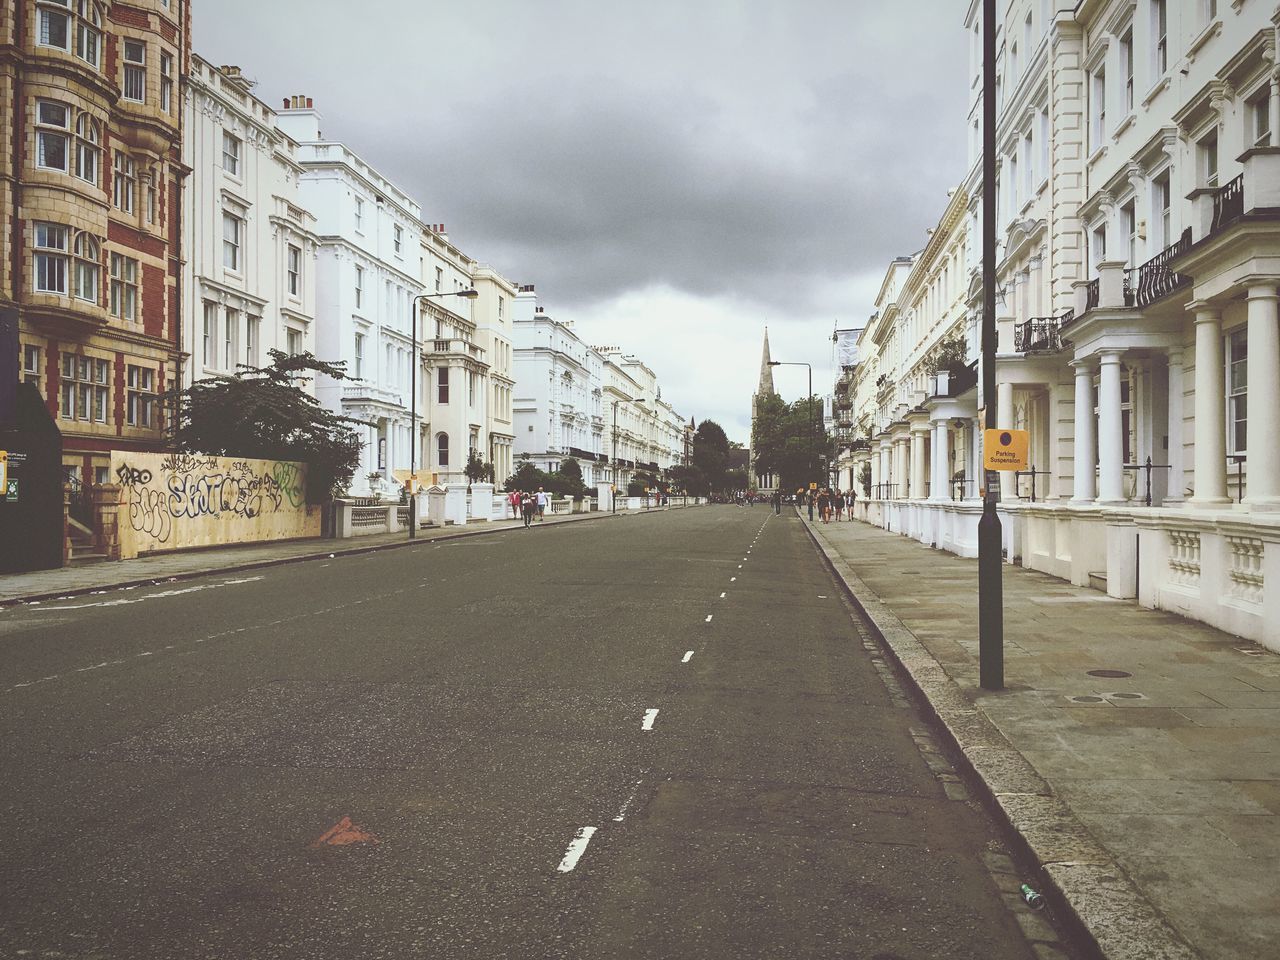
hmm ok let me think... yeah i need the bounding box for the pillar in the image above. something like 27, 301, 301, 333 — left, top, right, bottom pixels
895, 437, 910, 499
1166, 348, 1185, 502
1190, 308, 1230, 506
1097, 351, 1126, 504
1245, 284, 1280, 509
932, 421, 951, 500
910, 426, 927, 499
997, 380, 1015, 498
870, 445, 880, 494
1072, 360, 1097, 503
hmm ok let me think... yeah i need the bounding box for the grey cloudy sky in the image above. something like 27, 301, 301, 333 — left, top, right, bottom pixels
197, 0, 969, 443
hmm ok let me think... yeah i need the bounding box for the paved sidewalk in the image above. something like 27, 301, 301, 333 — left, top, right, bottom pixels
0, 509, 619, 605
804, 514, 1280, 960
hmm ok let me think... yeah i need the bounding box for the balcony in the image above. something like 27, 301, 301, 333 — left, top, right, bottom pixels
1210, 174, 1244, 233
1014, 313, 1069, 353
850, 438, 871, 452
342, 384, 402, 406
1133, 228, 1192, 308
425, 338, 487, 362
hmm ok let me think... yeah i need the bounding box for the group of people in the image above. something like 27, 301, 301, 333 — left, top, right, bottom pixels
796, 487, 856, 524
507, 488, 550, 528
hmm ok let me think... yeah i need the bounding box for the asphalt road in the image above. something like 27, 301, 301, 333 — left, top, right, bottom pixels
0, 507, 1072, 959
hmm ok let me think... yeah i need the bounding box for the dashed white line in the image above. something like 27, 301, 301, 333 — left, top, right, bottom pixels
730, 576, 736, 582
641, 708, 660, 731
704, 614, 713, 623
556, 826, 598, 873
613, 780, 644, 822
719, 592, 726, 599
682, 651, 694, 663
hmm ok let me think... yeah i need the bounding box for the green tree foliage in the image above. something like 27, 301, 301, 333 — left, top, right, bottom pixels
167, 350, 363, 502
503, 457, 589, 498
464, 449, 487, 489
667, 463, 708, 496
751, 392, 830, 492
723, 468, 749, 493
691, 419, 732, 494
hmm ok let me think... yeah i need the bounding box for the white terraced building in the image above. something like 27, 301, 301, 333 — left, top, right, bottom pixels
838, 0, 1280, 651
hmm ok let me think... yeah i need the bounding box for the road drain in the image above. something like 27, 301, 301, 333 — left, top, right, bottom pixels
1068, 695, 1106, 704
1086, 669, 1132, 678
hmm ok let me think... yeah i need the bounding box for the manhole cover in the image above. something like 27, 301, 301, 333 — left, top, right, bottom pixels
1068, 695, 1106, 704
1087, 669, 1132, 679
1108, 692, 1145, 700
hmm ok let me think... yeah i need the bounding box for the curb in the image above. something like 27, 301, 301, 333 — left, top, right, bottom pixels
5, 506, 669, 609
799, 518, 1201, 960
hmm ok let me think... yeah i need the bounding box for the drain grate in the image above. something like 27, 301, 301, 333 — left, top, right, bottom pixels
1068, 695, 1107, 704
1087, 669, 1133, 679
1107, 692, 1146, 700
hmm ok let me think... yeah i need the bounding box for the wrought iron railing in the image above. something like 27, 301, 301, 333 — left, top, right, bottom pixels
1085, 278, 1099, 311
1123, 268, 1135, 306
1014, 314, 1069, 353
62, 469, 93, 528
1211, 174, 1244, 233
947, 360, 978, 396
1135, 228, 1192, 307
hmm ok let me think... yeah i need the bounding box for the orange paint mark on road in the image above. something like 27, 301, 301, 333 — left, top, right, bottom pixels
311, 815, 378, 848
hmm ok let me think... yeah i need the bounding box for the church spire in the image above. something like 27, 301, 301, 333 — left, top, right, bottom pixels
757, 327, 775, 394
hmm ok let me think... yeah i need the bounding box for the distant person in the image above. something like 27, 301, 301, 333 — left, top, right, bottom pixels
772, 489, 781, 515
846, 485, 856, 519
521, 491, 536, 528
833, 489, 845, 522
816, 488, 830, 524
536, 487, 549, 521
508, 489, 521, 520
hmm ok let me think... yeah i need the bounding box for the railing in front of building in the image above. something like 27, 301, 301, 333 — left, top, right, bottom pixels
1211, 174, 1245, 233
952, 478, 977, 501
1085, 278, 1099, 311
1014, 313, 1070, 353
62, 469, 93, 528
1134, 227, 1193, 308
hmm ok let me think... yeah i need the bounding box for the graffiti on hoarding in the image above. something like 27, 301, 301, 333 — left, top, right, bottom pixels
117, 463, 172, 543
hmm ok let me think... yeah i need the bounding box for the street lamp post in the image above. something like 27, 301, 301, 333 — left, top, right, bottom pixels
767, 359, 815, 486
611, 397, 646, 514
409, 288, 479, 539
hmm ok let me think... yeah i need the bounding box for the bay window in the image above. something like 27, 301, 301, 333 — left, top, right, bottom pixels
34, 222, 69, 294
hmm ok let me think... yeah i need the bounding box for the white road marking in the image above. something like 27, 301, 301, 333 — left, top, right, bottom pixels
818, 595, 827, 599
682, 651, 694, 663
27, 578, 262, 612
556, 826, 598, 873
719, 592, 726, 598
730, 576, 736, 582
737, 565, 742, 569
641, 708, 659, 731
704, 615, 713, 623
613, 781, 644, 822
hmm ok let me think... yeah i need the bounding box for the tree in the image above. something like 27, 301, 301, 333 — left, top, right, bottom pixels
167, 350, 363, 502
504, 460, 550, 493
691, 419, 731, 494
464, 449, 487, 491
551, 458, 589, 498
668, 463, 708, 496
751, 392, 830, 492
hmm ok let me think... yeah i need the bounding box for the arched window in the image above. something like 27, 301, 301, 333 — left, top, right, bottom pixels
72, 232, 99, 303
74, 113, 100, 184
437, 432, 449, 467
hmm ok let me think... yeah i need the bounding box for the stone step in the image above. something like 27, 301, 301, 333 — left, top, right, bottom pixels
1087, 570, 1108, 592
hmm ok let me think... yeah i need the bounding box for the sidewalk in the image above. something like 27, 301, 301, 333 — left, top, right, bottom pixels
804, 514, 1280, 960
1, 509, 617, 606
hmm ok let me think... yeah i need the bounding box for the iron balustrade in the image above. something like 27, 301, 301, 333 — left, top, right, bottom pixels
952, 477, 978, 501
1013, 467, 1050, 502
1229, 454, 1247, 504
1014, 314, 1069, 353
1123, 268, 1135, 306
1123, 456, 1173, 507
1135, 228, 1192, 308
1211, 174, 1244, 233
1085, 278, 1099, 311
62, 469, 93, 528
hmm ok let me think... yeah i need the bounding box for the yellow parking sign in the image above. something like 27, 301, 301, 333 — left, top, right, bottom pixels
983, 429, 1029, 471
0, 450, 6, 490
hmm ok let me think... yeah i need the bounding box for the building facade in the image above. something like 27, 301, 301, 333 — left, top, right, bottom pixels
472, 263, 517, 485
4, 0, 189, 484
182, 56, 317, 388
841, 0, 1280, 650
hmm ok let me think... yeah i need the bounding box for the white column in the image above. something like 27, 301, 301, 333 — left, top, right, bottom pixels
1190, 308, 1230, 506
897, 437, 910, 499
932, 421, 951, 501
1270, 74, 1280, 149
1097, 351, 1126, 504
997, 381, 1015, 498
1166, 348, 1185, 502
1245, 284, 1280, 509
910, 427, 927, 499
1071, 360, 1097, 503
869, 445, 880, 493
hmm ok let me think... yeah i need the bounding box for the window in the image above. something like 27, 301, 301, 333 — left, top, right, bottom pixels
1120, 27, 1134, 113
1121, 201, 1137, 267
1228, 327, 1247, 453
1153, 172, 1171, 250
122, 40, 146, 103
245, 316, 259, 366
498, 296, 505, 322
1010, 43, 1018, 83
73, 232, 99, 302
33, 222, 68, 294
112, 151, 135, 212
126, 365, 156, 428
1023, 11, 1033, 62
59, 353, 109, 423
354, 265, 364, 308
1023, 130, 1033, 195
145, 173, 156, 223
354, 332, 365, 378
202, 302, 217, 366
37, 3, 70, 51
435, 266, 443, 293
437, 433, 449, 467
108, 252, 138, 320
287, 244, 301, 296
286, 328, 302, 356
35, 99, 70, 173
224, 308, 237, 367
1200, 130, 1219, 187
393, 224, 402, 254
75, 2, 102, 68
160, 52, 173, 113
1153, 0, 1167, 77
74, 113, 100, 184
222, 132, 240, 175
1091, 67, 1106, 147
222, 212, 242, 271
1009, 154, 1019, 210
437, 366, 449, 403
1249, 89, 1271, 148
354, 196, 364, 232
22, 345, 42, 385
468, 370, 476, 405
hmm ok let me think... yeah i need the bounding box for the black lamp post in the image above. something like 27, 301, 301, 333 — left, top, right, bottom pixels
768, 360, 815, 484
409, 288, 479, 539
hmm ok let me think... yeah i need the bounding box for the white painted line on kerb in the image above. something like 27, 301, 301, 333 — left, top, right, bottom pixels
705, 615, 713, 623
682, 651, 694, 663
642, 708, 660, 731
556, 826, 597, 873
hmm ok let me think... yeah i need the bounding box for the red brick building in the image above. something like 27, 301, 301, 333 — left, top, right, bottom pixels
2, 0, 189, 484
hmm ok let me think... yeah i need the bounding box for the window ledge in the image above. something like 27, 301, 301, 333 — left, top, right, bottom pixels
1142, 75, 1171, 109
1112, 113, 1136, 139
1087, 145, 1108, 168
1188, 19, 1223, 62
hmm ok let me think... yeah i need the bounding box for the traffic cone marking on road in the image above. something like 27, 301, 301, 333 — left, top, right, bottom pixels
311, 816, 378, 848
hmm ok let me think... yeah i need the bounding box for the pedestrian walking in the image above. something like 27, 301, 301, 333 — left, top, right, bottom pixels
772, 489, 782, 515
833, 489, 845, 521
847, 485, 856, 519
508, 489, 521, 520
535, 487, 549, 521
806, 488, 814, 521
521, 491, 536, 528
816, 488, 831, 523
